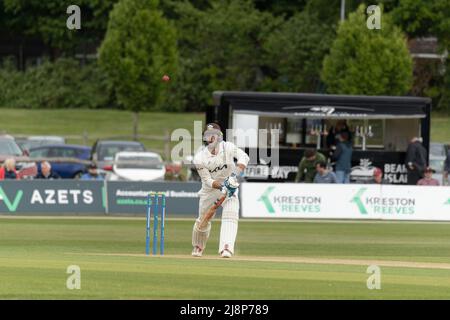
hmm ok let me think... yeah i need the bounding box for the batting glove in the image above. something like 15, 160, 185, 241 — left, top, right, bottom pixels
223, 175, 239, 197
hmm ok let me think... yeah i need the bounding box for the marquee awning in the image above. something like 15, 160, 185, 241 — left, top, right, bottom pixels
214, 91, 431, 120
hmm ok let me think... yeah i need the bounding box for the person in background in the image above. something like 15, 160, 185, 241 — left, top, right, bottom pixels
313, 161, 337, 184
295, 149, 326, 183
332, 132, 353, 184
405, 137, 427, 185
444, 147, 450, 186
366, 167, 389, 185
417, 166, 440, 186
165, 160, 186, 181
80, 163, 103, 180
0, 158, 19, 180
326, 120, 352, 148
35, 161, 61, 180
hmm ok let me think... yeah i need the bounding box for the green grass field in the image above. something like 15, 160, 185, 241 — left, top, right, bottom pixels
0, 108, 204, 153
0, 108, 448, 149
2, 217, 450, 299
431, 112, 450, 143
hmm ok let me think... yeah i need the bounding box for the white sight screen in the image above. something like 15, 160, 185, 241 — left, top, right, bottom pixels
231, 112, 259, 148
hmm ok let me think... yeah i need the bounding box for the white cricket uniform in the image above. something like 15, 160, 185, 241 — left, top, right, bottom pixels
192, 141, 249, 254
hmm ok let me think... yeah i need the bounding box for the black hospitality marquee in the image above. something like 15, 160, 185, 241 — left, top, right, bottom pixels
208, 91, 432, 183
212, 91, 431, 120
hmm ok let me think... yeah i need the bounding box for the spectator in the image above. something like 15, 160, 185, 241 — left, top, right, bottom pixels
295, 149, 326, 183
326, 120, 352, 148
332, 132, 353, 184
444, 147, 450, 186
165, 161, 186, 181
405, 137, 427, 185
366, 167, 389, 185
80, 163, 103, 180
0, 158, 19, 180
417, 167, 440, 186
35, 161, 61, 180
313, 161, 337, 183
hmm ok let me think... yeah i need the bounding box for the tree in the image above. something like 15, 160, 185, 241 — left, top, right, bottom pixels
389, 0, 450, 111
2, 0, 118, 54
303, 0, 365, 25
253, 0, 307, 17
170, 0, 280, 111
263, 11, 335, 93
98, 0, 178, 137
389, 0, 443, 39
321, 5, 413, 96
0, 58, 112, 109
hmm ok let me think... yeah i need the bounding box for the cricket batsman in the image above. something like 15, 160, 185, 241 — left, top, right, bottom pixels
191, 123, 249, 258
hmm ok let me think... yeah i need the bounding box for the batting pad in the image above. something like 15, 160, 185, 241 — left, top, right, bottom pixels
219, 208, 239, 254
192, 219, 211, 250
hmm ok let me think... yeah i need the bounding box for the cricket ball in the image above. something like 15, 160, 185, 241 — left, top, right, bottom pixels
162, 74, 170, 82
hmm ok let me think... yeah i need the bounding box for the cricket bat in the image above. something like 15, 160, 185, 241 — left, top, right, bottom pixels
198, 192, 227, 229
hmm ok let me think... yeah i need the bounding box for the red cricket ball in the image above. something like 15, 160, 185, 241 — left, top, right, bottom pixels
162, 74, 170, 82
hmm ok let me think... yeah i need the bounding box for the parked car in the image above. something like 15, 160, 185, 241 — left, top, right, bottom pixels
16, 136, 66, 152
29, 144, 91, 179
91, 140, 146, 169
0, 135, 37, 179
105, 151, 165, 181
429, 154, 446, 186
428, 142, 449, 186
